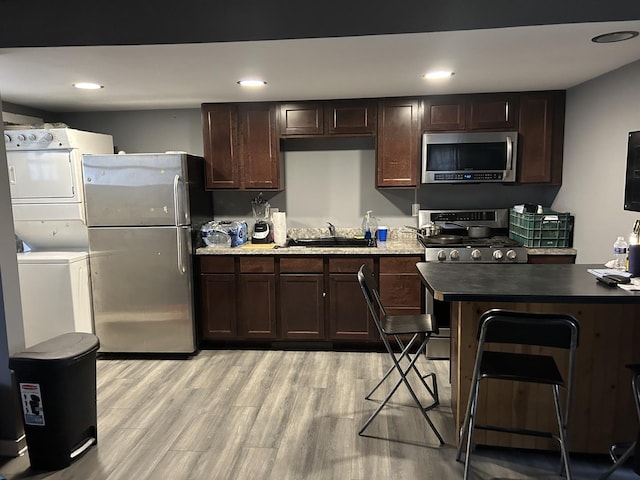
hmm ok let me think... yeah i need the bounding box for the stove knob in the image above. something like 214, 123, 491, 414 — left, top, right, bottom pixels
28, 133, 37, 141
471, 249, 482, 260
41, 132, 53, 142
3, 133, 10, 144
450, 249, 460, 260
437, 249, 447, 261
17, 134, 26, 142
506, 249, 518, 260
493, 250, 504, 260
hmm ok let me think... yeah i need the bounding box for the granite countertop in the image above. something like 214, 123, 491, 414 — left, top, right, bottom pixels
196, 227, 424, 256
195, 225, 577, 257
416, 262, 640, 304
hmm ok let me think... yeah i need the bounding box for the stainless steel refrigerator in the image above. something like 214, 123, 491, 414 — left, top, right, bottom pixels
82, 153, 212, 353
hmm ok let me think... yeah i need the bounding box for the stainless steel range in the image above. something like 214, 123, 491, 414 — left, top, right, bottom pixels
418, 209, 528, 263
417, 209, 527, 359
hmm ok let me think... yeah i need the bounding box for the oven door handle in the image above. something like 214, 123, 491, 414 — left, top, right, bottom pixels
506, 136, 513, 171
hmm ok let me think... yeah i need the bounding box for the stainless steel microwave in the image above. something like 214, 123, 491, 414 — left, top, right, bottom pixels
421, 131, 518, 184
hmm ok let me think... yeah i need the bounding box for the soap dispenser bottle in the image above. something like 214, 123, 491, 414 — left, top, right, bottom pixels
362, 210, 377, 239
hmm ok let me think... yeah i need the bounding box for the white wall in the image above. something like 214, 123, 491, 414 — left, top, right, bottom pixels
553, 59, 640, 264
61, 109, 203, 155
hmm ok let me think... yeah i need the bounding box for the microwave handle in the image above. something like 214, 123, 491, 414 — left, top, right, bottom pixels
506, 136, 513, 171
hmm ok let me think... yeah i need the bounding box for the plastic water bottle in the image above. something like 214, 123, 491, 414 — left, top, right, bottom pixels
613, 236, 628, 270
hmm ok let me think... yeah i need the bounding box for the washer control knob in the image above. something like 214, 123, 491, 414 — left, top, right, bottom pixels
17, 134, 26, 142
471, 249, 482, 260
493, 249, 504, 260
450, 249, 460, 260
28, 133, 37, 141
4, 134, 10, 144
437, 249, 447, 261
41, 132, 53, 141
506, 249, 518, 260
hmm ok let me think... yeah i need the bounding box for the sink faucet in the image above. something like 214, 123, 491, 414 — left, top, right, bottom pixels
327, 222, 336, 237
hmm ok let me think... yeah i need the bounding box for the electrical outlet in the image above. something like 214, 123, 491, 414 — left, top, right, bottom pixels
411, 203, 420, 216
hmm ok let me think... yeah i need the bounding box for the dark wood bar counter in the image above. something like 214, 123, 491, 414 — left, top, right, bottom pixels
417, 263, 640, 454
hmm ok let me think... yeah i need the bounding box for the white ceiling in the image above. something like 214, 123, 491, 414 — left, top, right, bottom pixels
1, 20, 640, 113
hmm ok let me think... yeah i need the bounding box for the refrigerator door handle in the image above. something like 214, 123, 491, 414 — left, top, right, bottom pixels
173, 174, 182, 225
176, 227, 186, 274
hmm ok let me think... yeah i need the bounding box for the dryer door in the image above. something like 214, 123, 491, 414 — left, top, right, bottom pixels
7, 149, 80, 203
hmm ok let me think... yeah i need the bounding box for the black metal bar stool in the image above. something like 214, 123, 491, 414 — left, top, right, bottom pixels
357, 264, 444, 445
599, 363, 640, 479
456, 308, 579, 480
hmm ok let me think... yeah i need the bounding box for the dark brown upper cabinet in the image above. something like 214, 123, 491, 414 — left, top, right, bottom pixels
237, 103, 282, 190
279, 102, 324, 136
202, 91, 565, 191
325, 100, 377, 135
376, 98, 421, 188
468, 93, 517, 130
202, 102, 282, 190
279, 100, 377, 137
423, 96, 466, 131
517, 91, 565, 184
202, 103, 239, 188
423, 93, 517, 132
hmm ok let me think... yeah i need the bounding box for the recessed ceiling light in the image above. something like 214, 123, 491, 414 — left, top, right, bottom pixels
237, 79, 267, 87
423, 70, 454, 80
73, 82, 103, 90
591, 31, 639, 43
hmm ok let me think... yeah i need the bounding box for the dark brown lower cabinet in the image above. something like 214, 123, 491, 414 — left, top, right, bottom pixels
378, 256, 423, 316
200, 273, 237, 340
198, 255, 418, 346
328, 257, 374, 341
280, 274, 325, 339
237, 256, 277, 338
328, 274, 373, 341
238, 274, 277, 338
200, 256, 237, 340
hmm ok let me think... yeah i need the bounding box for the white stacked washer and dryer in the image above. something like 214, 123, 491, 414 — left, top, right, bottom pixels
4, 127, 113, 347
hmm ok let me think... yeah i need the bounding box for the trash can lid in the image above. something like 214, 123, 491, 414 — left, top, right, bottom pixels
9, 333, 100, 366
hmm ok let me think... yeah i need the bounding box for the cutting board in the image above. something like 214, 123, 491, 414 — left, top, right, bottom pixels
240, 243, 277, 250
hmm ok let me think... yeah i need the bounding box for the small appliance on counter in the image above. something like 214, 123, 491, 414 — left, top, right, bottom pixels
201, 220, 247, 247
251, 193, 273, 244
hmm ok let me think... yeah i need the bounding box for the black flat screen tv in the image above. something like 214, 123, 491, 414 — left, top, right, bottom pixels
624, 131, 640, 212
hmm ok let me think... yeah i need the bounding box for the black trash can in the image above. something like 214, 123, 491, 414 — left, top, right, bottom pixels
9, 332, 100, 470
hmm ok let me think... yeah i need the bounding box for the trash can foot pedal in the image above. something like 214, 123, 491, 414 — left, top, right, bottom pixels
70, 437, 96, 459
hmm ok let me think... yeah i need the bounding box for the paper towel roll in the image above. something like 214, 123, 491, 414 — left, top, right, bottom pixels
272, 212, 287, 246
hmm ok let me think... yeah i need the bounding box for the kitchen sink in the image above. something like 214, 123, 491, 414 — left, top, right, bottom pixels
286, 237, 376, 248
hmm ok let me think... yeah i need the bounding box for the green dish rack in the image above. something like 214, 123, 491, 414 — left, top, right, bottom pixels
509, 208, 574, 247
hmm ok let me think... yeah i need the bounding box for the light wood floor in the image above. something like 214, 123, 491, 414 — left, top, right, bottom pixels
0, 349, 636, 479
